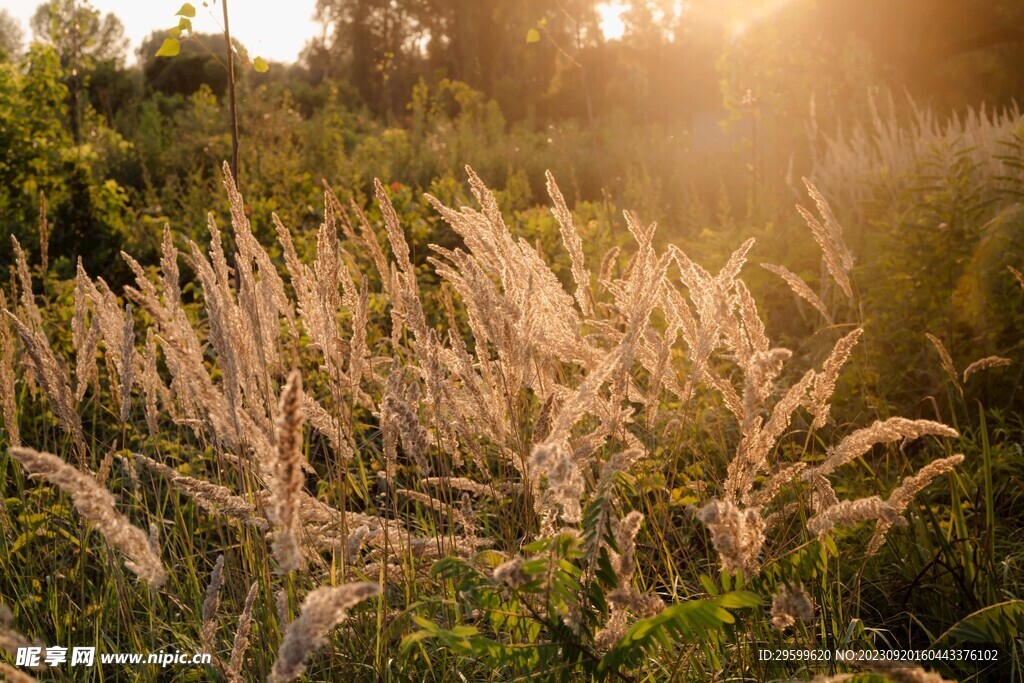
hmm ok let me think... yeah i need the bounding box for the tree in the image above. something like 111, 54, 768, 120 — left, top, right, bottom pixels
141, 30, 243, 97
0, 9, 23, 62
30, 0, 129, 141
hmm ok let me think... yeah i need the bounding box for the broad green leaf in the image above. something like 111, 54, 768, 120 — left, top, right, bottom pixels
155, 38, 180, 57
936, 600, 1024, 644
176, 3, 196, 17
526, 28, 541, 43
253, 56, 269, 73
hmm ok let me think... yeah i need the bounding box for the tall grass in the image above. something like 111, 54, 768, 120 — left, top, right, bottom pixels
0, 163, 999, 681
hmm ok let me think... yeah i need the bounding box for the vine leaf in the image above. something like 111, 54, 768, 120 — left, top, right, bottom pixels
155, 38, 181, 57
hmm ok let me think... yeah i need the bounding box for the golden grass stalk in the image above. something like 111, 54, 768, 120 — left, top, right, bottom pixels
3, 311, 84, 448
0, 290, 19, 447
696, 498, 766, 576
925, 332, 962, 391
813, 418, 958, 478
546, 170, 592, 315
118, 303, 136, 423
770, 584, 815, 630
808, 328, 863, 429
0, 661, 39, 682
806, 495, 899, 538
271, 370, 307, 573
761, 263, 832, 322
10, 236, 42, 331
268, 582, 380, 683
9, 447, 166, 586
200, 555, 226, 655
37, 191, 49, 273
133, 453, 269, 530
226, 580, 259, 682
962, 356, 1012, 383
866, 454, 965, 555
798, 178, 855, 300
1009, 265, 1024, 289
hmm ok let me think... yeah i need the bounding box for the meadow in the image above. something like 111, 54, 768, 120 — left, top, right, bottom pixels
2, 1, 1024, 681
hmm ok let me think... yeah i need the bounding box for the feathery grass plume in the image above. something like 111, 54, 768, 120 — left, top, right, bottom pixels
595, 511, 665, 650
71, 262, 100, 401
696, 499, 766, 576
805, 495, 900, 538
268, 582, 380, 683
532, 440, 584, 533
747, 462, 808, 507
380, 370, 430, 474
770, 584, 815, 630
160, 225, 181, 309
798, 178, 854, 300
275, 588, 290, 632
271, 370, 307, 573
808, 328, 863, 429
1010, 265, 1024, 289
9, 447, 166, 586
760, 262, 833, 324
866, 454, 965, 555
812, 418, 958, 479
37, 191, 49, 273
962, 356, 1012, 383
2, 311, 84, 448
740, 347, 792, 424
95, 449, 117, 488
201, 555, 226, 656
274, 213, 353, 392
728, 368, 816, 505
0, 661, 39, 682
186, 234, 245, 421
394, 489, 468, 527
375, 178, 428, 342
493, 556, 526, 588
546, 170, 592, 315
118, 304, 136, 423
10, 236, 43, 332
139, 330, 163, 435
862, 660, 956, 683
133, 453, 269, 530
0, 290, 19, 447
422, 477, 498, 497
77, 268, 137, 408
227, 581, 259, 683
925, 332, 962, 391
302, 395, 354, 464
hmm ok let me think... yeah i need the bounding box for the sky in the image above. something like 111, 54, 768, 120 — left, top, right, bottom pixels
4, 0, 322, 64
3, 0, 628, 65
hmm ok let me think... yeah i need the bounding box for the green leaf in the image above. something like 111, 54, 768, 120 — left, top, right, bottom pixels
155, 38, 181, 57
526, 28, 541, 43
178, 17, 192, 33
176, 3, 197, 17
253, 56, 269, 73
936, 600, 1024, 644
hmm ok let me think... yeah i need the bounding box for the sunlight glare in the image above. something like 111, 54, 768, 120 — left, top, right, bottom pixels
597, 1, 627, 41
729, 0, 794, 41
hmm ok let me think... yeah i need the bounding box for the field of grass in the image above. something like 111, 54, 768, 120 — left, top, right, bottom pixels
1, 154, 1022, 682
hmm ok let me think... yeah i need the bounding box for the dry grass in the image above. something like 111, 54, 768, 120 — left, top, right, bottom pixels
0, 165, 971, 681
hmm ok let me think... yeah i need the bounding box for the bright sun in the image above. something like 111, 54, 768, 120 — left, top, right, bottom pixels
597, 1, 628, 41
